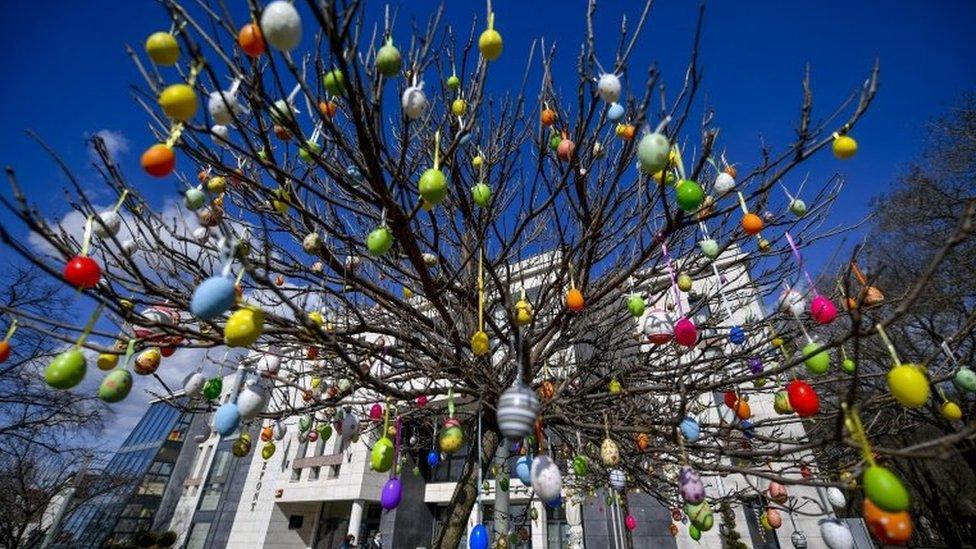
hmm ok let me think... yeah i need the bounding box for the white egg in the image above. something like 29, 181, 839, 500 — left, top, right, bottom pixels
401, 85, 428, 119
779, 289, 806, 317
94, 210, 122, 238
192, 226, 209, 243
273, 420, 287, 440
820, 519, 854, 549
208, 90, 242, 125
120, 239, 138, 256
714, 172, 735, 194
596, 73, 622, 103
826, 487, 846, 509
341, 412, 360, 437
302, 232, 322, 253
530, 455, 563, 503
183, 372, 206, 397
237, 381, 270, 420
211, 124, 229, 142
260, 1, 302, 52
258, 352, 282, 375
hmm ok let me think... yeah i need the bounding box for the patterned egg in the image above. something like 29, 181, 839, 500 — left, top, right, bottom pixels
273, 420, 287, 440
213, 402, 241, 436
826, 487, 847, 509
497, 383, 539, 440
261, 441, 276, 460
683, 500, 713, 531
514, 455, 533, 485
207, 89, 243, 126
134, 348, 162, 376
773, 390, 794, 415
190, 276, 236, 321
609, 469, 627, 492
642, 309, 673, 344
679, 466, 705, 504
531, 455, 563, 503
729, 326, 746, 345
202, 377, 223, 400
98, 369, 133, 403
765, 508, 782, 529
237, 382, 269, 420
260, 1, 302, 51
600, 438, 620, 466
572, 455, 589, 476
438, 418, 464, 453
133, 306, 179, 342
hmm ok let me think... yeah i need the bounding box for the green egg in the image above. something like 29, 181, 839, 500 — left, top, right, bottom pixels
802, 342, 831, 375
45, 349, 87, 389
674, 180, 704, 212
371, 437, 395, 472
954, 367, 976, 392
98, 369, 133, 403
863, 465, 910, 512
841, 358, 856, 373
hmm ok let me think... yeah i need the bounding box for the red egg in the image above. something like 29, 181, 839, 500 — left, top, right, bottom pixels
787, 380, 820, 417
416, 395, 429, 407
160, 346, 176, 358
673, 317, 698, 347
723, 391, 738, 409
64, 256, 101, 289
369, 403, 383, 421
0, 341, 10, 363
810, 295, 837, 324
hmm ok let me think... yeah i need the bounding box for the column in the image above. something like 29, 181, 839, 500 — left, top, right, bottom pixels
530, 500, 546, 549
565, 494, 584, 549
494, 443, 510, 540
347, 499, 365, 543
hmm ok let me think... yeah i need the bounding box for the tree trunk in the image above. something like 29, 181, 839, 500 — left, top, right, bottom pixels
433, 427, 500, 549
493, 442, 510, 541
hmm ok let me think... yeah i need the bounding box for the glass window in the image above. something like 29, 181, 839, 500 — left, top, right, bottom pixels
186, 522, 212, 549
546, 505, 568, 549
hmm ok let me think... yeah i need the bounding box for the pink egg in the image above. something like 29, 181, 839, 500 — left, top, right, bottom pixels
369, 403, 383, 421
810, 295, 837, 324
673, 318, 698, 347
625, 514, 637, 531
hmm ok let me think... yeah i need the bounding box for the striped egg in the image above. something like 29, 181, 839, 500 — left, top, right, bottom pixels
497, 383, 539, 439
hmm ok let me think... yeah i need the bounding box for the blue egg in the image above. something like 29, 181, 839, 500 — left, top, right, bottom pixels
190, 276, 236, 321
427, 449, 440, 468
547, 496, 562, 508
680, 416, 700, 442
742, 419, 755, 439
607, 102, 625, 121
469, 524, 489, 549
213, 402, 240, 436
346, 165, 363, 183
514, 455, 532, 486
729, 326, 746, 345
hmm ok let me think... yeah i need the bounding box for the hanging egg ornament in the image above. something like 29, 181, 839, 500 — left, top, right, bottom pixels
557, 135, 575, 162
765, 508, 783, 529
98, 369, 133, 403
779, 288, 806, 316
133, 348, 162, 375
145, 32, 179, 65
729, 326, 746, 345
826, 487, 847, 510
238, 23, 265, 57
419, 168, 448, 205
190, 276, 236, 321
213, 402, 241, 436
566, 288, 585, 312
841, 358, 857, 373
627, 294, 645, 317
159, 84, 197, 122
514, 455, 532, 485
954, 367, 976, 392
438, 418, 464, 453
832, 134, 858, 160
863, 465, 910, 512
369, 403, 383, 421
673, 317, 698, 347
184, 186, 205, 211
802, 342, 832, 374
714, 170, 735, 194
64, 256, 101, 289
452, 99, 467, 117
767, 481, 789, 503
93, 210, 122, 239
773, 390, 794, 415
680, 417, 701, 442
941, 400, 962, 420
366, 226, 394, 256
677, 274, 693, 292
371, 436, 395, 472
237, 382, 269, 420
540, 108, 557, 126
600, 438, 620, 466
515, 299, 534, 326
380, 477, 403, 510
624, 514, 637, 531
203, 377, 223, 400
572, 455, 589, 476
260, 0, 302, 51
596, 73, 622, 103
820, 519, 855, 549
699, 239, 719, 259
679, 466, 705, 504
322, 69, 347, 97
184, 372, 206, 397
376, 38, 402, 76
637, 133, 670, 174
471, 330, 489, 356
790, 198, 808, 217
224, 306, 264, 347
208, 89, 243, 126
497, 383, 539, 439
97, 352, 118, 371
675, 180, 704, 212
471, 183, 492, 207
478, 14, 503, 61
402, 84, 428, 119
787, 380, 819, 417
607, 102, 625, 121
262, 441, 276, 460
427, 450, 440, 468
609, 469, 627, 492
741, 213, 763, 235
469, 524, 490, 549
141, 144, 175, 177
887, 363, 930, 408
446, 75, 461, 89
643, 309, 673, 344
810, 295, 838, 324
733, 399, 752, 420
531, 455, 563, 503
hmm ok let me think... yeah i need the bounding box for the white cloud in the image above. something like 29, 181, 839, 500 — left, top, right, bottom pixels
87, 129, 130, 164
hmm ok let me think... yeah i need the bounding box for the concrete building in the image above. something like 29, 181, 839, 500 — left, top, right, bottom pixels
159, 247, 868, 548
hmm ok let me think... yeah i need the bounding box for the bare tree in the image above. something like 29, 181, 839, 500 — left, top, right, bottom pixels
2, 1, 969, 548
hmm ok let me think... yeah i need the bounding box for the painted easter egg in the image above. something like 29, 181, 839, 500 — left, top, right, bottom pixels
531, 455, 563, 503
820, 519, 855, 549
401, 85, 428, 119
261, 441, 276, 460
841, 358, 857, 373
260, 1, 302, 51
955, 367, 976, 392
675, 180, 704, 212
190, 276, 236, 321
438, 418, 464, 453
478, 22, 503, 61
203, 377, 223, 400
767, 481, 788, 504
765, 508, 783, 529
207, 90, 242, 126
514, 455, 532, 485
680, 416, 700, 442
380, 477, 402, 510
779, 289, 805, 316
181, 372, 206, 398
497, 383, 539, 440
627, 294, 646, 317
832, 135, 857, 159
942, 400, 963, 420
609, 469, 627, 492
93, 210, 122, 238
608, 102, 625, 121
566, 288, 585, 312
673, 317, 698, 347
427, 449, 440, 468
469, 524, 490, 549
145, 32, 179, 65
213, 402, 241, 436
572, 455, 589, 476
863, 465, 910, 512
64, 256, 101, 289
371, 436, 395, 472
699, 239, 719, 259
802, 342, 831, 374
684, 500, 713, 532
787, 380, 819, 417
472, 183, 492, 207
596, 73, 621, 103
713, 172, 735, 194
98, 369, 133, 403
810, 295, 838, 324
600, 438, 620, 466
887, 363, 930, 408
237, 382, 269, 420
729, 326, 746, 345
862, 499, 912, 544
679, 466, 705, 504
376, 40, 402, 76
773, 390, 794, 415
826, 487, 847, 510
366, 227, 394, 256
159, 84, 197, 122
419, 168, 448, 205
238, 23, 265, 57
224, 307, 264, 347
637, 133, 670, 174
134, 348, 162, 376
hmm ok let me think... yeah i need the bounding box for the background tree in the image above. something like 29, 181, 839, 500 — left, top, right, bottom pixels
2, 1, 970, 548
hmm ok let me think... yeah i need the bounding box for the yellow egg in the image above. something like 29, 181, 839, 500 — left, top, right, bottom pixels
478, 29, 503, 61
472, 156, 484, 168
515, 300, 534, 326
224, 307, 265, 347
307, 311, 324, 327
771, 337, 784, 348
471, 331, 489, 356
941, 401, 962, 421
145, 32, 180, 66
159, 84, 198, 122
207, 176, 226, 194
452, 98, 467, 116
832, 135, 857, 159
97, 353, 119, 371
887, 363, 930, 408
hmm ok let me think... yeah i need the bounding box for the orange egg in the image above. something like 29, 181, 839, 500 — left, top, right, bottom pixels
741, 213, 763, 235
238, 23, 265, 58
319, 100, 339, 118
539, 380, 555, 400
734, 399, 752, 420
306, 346, 319, 360
863, 499, 913, 544
274, 125, 291, 140
635, 433, 650, 451
260, 425, 274, 441
566, 288, 585, 312
541, 108, 557, 126
141, 144, 176, 177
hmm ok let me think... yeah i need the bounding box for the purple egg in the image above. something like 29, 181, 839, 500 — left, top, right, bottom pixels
747, 356, 763, 374
380, 477, 402, 510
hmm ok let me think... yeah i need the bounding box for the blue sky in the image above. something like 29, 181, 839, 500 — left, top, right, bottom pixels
1, 1, 974, 448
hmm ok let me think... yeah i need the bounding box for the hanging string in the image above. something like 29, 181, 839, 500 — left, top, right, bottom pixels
874, 323, 901, 368
842, 403, 876, 467
75, 304, 106, 348
2, 319, 18, 343
392, 414, 403, 479
659, 242, 684, 317
121, 338, 136, 371
433, 131, 441, 170
476, 407, 484, 511
784, 232, 818, 294
80, 216, 95, 257
477, 247, 485, 332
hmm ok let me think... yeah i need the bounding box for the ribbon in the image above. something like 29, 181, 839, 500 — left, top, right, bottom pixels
2, 319, 18, 343
784, 231, 817, 294
80, 216, 95, 257
392, 415, 402, 479
74, 304, 105, 348
842, 403, 876, 467
433, 131, 441, 170
477, 248, 485, 331
122, 338, 136, 371
447, 386, 455, 418
659, 242, 684, 317
874, 323, 901, 368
